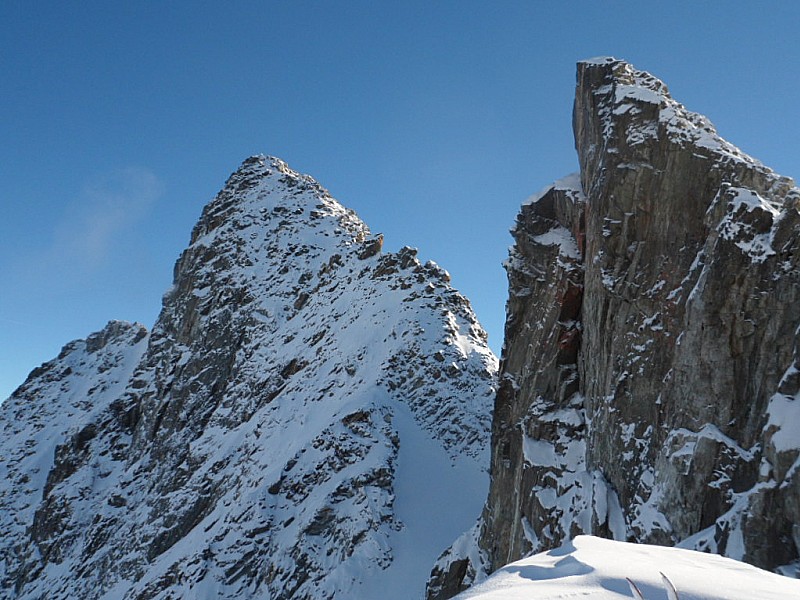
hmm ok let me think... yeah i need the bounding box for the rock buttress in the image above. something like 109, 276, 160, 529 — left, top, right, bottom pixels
429, 58, 800, 598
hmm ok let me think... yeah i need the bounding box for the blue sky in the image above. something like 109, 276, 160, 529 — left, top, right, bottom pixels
2, 1, 799, 400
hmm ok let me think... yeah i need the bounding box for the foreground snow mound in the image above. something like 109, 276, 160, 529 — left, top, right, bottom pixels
456, 536, 800, 600
1, 156, 497, 599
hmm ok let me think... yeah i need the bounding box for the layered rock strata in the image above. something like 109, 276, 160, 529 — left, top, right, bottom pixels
429, 57, 800, 598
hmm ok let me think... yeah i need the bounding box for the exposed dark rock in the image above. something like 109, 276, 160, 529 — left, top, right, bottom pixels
357, 234, 384, 260
429, 58, 800, 597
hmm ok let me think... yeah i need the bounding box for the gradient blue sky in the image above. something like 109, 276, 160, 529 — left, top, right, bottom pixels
2, 2, 799, 400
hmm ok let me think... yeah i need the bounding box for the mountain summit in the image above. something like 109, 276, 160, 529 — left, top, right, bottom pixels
1, 156, 497, 599
429, 57, 800, 597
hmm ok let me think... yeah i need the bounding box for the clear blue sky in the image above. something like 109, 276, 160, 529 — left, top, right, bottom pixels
2, 1, 799, 400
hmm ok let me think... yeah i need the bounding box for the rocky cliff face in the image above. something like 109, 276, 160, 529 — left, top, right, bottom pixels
429, 58, 800, 598
0, 156, 497, 599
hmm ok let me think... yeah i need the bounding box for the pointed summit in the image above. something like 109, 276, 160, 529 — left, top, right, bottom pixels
1, 156, 497, 599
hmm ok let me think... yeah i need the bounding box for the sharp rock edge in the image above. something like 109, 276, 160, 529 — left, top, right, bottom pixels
427, 58, 800, 598
0, 155, 498, 599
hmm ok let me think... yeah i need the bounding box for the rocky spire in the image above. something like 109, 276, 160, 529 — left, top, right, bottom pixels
429, 58, 800, 598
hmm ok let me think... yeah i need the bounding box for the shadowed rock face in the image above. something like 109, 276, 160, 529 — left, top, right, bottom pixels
428, 58, 800, 598
1, 156, 497, 600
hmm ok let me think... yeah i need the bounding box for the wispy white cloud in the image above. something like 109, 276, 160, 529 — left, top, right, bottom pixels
49, 166, 164, 271
12, 166, 164, 285
0, 168, 163, 400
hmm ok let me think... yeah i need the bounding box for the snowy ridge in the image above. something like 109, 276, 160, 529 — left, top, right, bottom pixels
0, 321, 148, 595
455, 535, 800, 600
1, 156, 497, 599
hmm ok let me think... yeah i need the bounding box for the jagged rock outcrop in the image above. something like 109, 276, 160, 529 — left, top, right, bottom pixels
1, 156, 497, 599
429, 57, 800, 598
1, 321, 149, 596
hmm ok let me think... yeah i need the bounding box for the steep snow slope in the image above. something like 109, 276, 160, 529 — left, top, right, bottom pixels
1, 156, 497, 599
455, 536, 800, 600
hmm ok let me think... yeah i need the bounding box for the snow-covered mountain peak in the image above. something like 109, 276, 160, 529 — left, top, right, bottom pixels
1, 156, 497, 599
189, 154, 369, 248
142, 155, 495, 458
